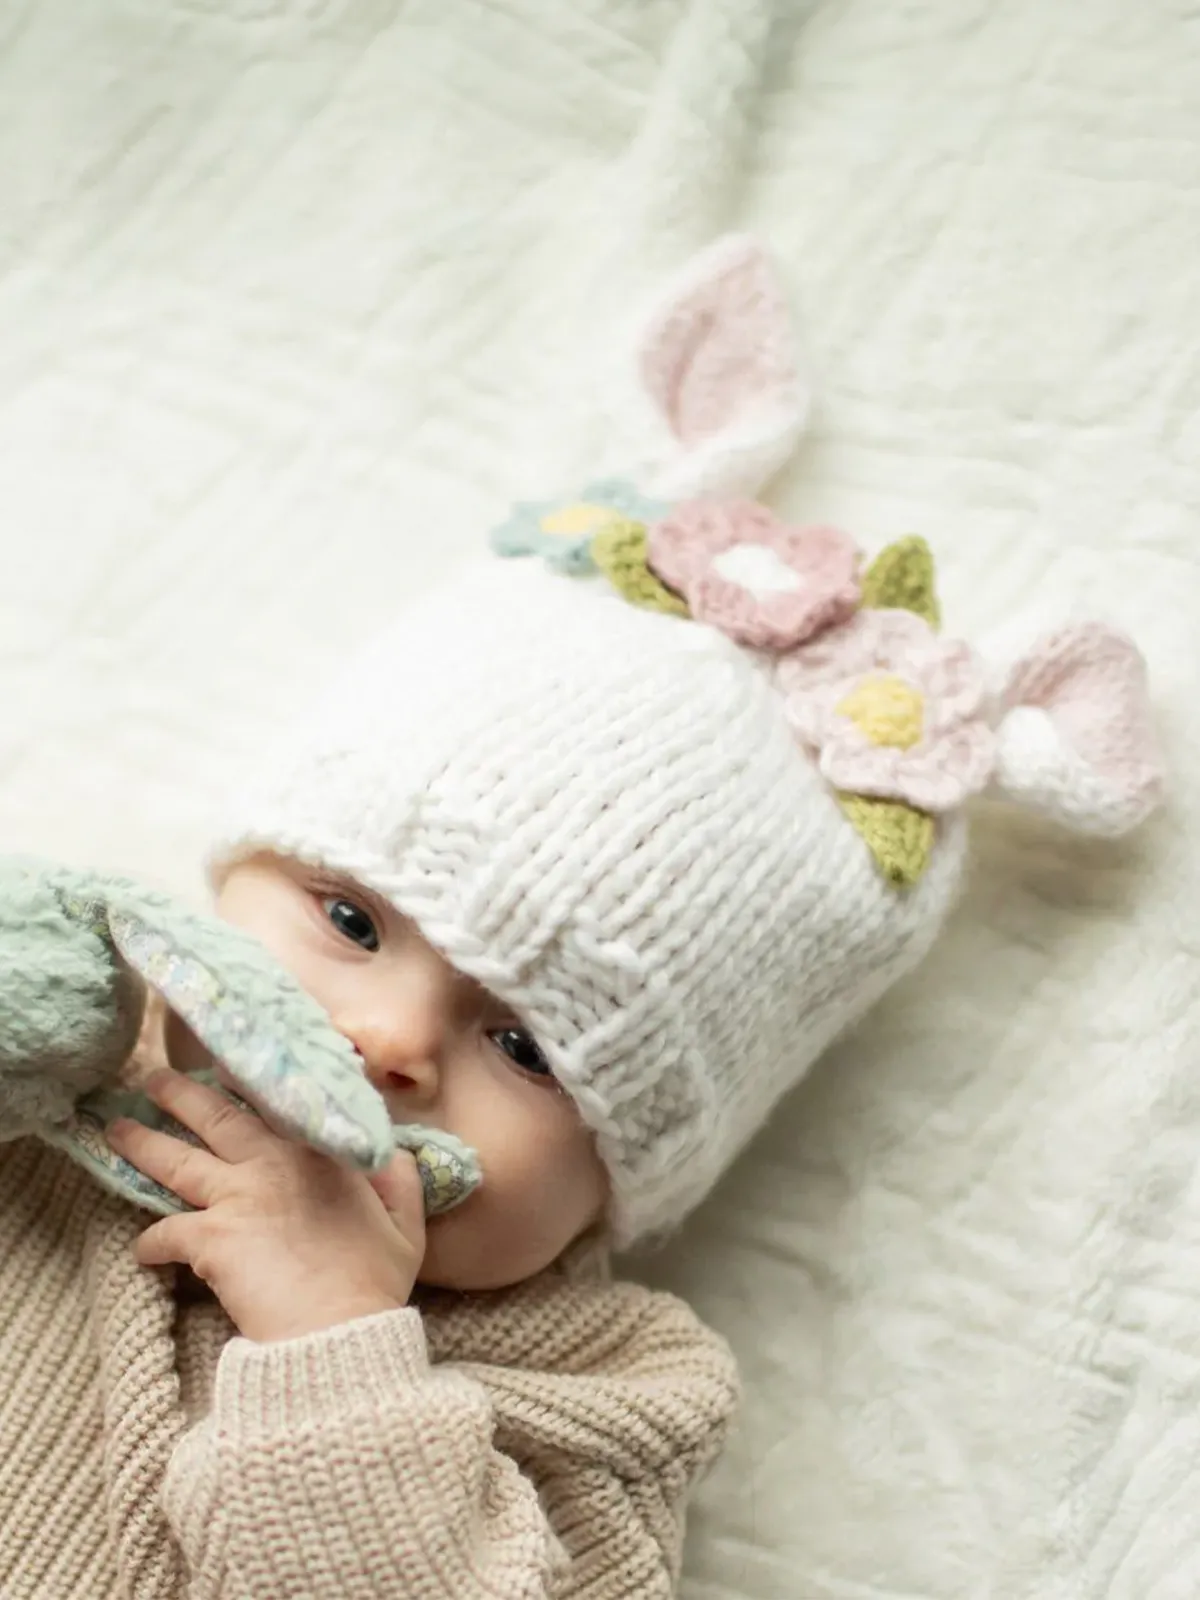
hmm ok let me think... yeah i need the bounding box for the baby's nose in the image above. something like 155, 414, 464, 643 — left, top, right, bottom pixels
346, 1016, 441, 1106
335, 934, 462, 1108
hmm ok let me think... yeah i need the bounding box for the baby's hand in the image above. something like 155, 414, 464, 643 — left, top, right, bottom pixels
106, 1068, 425, 1342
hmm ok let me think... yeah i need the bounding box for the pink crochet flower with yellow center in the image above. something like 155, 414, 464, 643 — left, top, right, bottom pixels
778, 608, 996, 812
647, 499, 861, 651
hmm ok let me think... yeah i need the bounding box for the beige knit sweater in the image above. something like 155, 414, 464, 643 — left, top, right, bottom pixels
0, 1135, 738, 1598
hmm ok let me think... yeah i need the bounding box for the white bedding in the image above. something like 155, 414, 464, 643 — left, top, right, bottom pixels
2, 2, 1198, 1594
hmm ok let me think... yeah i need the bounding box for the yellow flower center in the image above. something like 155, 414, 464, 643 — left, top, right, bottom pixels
540, 502, 612, 537
836, 673, 925, 749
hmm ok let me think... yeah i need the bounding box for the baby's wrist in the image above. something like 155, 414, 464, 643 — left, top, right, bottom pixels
248, 1292, 410, 1344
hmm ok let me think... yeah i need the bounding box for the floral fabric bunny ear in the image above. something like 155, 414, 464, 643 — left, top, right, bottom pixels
103, 895, 396, 1171
0, 859, 481, 1220
86, 896, 482, 1217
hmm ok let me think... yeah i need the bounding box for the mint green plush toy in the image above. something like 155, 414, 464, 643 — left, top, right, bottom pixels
0, 856, 480, 1219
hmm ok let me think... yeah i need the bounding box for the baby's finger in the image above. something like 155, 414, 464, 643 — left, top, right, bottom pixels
133, 1213, 198, 1270
107, 1118, 224, 1209
368, 1151, 427, 1233
142, 1068, 266, 1162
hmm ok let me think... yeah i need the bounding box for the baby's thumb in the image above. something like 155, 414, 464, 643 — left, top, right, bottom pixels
368, 1148, 426, 1232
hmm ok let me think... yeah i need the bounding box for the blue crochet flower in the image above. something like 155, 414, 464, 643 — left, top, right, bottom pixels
489, 478, 667, 575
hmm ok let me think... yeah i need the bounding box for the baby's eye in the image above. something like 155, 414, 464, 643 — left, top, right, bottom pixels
488, 1027, 553, 1078
322, 896, 380, 952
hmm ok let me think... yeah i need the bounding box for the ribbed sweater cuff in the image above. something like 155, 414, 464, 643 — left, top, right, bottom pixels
214, 1307, 429, 1437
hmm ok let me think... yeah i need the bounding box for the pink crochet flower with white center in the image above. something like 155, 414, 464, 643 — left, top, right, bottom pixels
647, 499, 861, 651
778, 607, 997, 812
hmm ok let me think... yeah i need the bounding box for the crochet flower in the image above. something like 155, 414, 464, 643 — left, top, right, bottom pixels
778, 608, 996, 812
490, 479, 665, 575
647, 499, 861, 651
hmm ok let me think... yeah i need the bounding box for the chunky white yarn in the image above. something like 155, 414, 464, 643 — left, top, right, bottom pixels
208, 559, 966, 1245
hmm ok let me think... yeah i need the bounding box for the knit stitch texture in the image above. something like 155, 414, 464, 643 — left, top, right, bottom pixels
210, 559, 969, 1245
0, 1136, 737, 1598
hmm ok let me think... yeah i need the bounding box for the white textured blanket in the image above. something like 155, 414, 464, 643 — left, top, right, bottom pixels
1, 3, 1197, 1595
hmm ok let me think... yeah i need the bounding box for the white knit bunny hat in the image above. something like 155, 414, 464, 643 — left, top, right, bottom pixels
208, 238, 1164, 1247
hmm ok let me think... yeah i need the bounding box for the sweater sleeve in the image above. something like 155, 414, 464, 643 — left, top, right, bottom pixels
160, 1290, 738, 1600
162, 1308, 565, 1598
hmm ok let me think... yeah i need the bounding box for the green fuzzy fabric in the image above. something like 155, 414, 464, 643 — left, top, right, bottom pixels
0, 860, 144, 1137
0, 857, 480, 1219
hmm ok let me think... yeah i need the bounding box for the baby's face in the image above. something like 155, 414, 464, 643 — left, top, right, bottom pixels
205, 853, 608, 1291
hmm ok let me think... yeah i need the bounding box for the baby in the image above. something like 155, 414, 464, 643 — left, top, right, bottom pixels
0, 238, 1164, 1599
138, 848, 612, 1327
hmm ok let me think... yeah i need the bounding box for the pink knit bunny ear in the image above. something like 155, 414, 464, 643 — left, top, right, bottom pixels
989, 622, 1164, 836
626, 235, 810, 501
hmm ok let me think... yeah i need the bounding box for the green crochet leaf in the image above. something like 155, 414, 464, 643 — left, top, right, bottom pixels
839, 794, 935, 888
861, 536, 940, 630
590, 518, 689, 617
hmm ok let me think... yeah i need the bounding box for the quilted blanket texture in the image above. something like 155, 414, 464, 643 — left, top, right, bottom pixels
1, 3, 1197, 1595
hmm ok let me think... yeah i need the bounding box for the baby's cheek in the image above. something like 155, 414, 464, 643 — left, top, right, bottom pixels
428, 1091, 605, 1288
483, 1131, 596, 1252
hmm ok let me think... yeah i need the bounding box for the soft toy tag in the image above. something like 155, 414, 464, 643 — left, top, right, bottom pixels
0, 858, 480, 1218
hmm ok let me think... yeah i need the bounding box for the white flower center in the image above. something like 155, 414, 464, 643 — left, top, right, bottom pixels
711, 543, 803, 599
